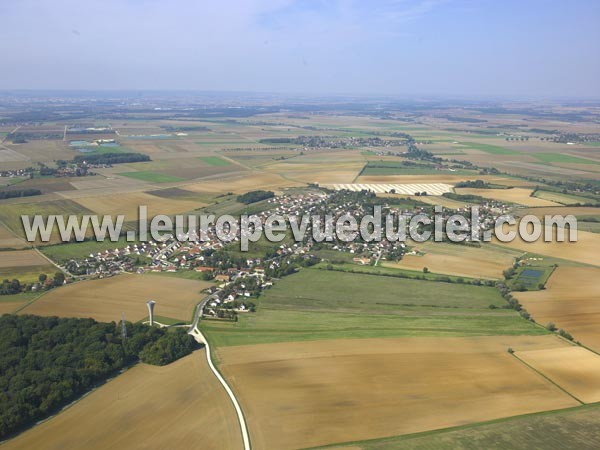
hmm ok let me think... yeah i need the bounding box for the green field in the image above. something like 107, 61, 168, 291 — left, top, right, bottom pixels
533, 189, 595, 205
117, 171, 186, 183
201, 269, 545, 347
532, 153, 600, 165
39, 236, 136, 263
0, 199, 94, 242
456, 142, 520, 155
198, 156, 231, 166
316, 262, 487, 283
316, 404, 600, 450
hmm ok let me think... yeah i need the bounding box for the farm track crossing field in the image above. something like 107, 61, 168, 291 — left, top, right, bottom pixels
516, 346, 600, 403
20, 274, 212, 322
217, 336, 577, 450
515, 266, 600, 353
1, 350, 243, 450
201, 269, 546, 347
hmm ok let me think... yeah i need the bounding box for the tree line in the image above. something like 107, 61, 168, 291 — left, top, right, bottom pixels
237, 190, 275, 204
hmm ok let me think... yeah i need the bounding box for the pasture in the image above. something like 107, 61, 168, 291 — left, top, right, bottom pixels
532, 189, 594, 205
1, 350, 243, 450
217, 336, 576, 450
201, 269, 545, 347
117, 171, 185, 183
19, 274, 211, 322
455, 142, 519, 155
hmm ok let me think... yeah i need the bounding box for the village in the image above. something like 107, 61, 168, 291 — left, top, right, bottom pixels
49, 188, 513, 320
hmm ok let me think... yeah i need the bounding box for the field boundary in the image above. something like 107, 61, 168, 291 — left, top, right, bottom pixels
510, 352, 584, 405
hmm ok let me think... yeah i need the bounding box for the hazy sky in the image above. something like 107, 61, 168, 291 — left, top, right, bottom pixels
1, 0, 599, 97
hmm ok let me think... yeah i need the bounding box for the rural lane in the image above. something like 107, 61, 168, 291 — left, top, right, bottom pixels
189, 297, 251, 450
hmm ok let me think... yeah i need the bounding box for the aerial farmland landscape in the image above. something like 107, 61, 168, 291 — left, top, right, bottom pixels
1, 1, 599, 449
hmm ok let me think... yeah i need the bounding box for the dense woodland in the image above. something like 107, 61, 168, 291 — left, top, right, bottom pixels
0, 315, 198, 438
0, 188, 42, 200
237, 190, 275, 204
72, 152, 150, 165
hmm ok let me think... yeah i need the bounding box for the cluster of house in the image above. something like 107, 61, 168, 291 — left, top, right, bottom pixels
59, 189, 513, 283
202, 271, 272, 318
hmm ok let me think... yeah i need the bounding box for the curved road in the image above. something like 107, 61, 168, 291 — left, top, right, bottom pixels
189, 299, 251, 450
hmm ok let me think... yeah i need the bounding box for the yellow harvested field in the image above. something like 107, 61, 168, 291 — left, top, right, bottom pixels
493, 226, 600, 267
356, 174, 489, 185
516, 206, 600, 218
415, 194, 474, 209
515, 267, 600, 353
0, 222, 27, 248
0, 249, 48, 268
455, 187, 560, 206
186, 172, 300, 194
218, 336, 576, 450
383, 242, 517, 279
516, 346, 600, 403
264, 159, 365, 184
1, 350, 243, 450
282, 169, 360, 184
73, 192, 203, 222
20, 274, 211, 322
0, 301, 24, 315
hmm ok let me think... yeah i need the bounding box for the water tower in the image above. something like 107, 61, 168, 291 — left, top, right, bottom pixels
147, 300, 156, 326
